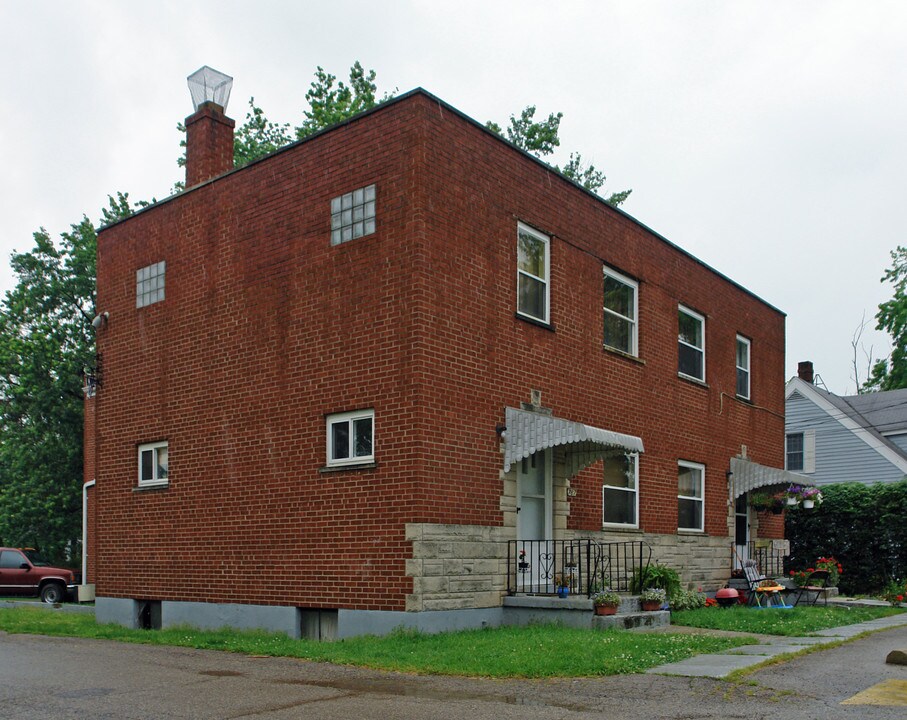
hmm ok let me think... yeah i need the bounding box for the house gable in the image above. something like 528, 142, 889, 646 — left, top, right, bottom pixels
785, 378, 907, 483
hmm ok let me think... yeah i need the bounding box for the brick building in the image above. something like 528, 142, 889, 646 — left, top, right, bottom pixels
85, 78, 796, 638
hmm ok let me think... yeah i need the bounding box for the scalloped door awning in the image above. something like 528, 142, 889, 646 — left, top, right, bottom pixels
503, 407, 644, 477
729, 456, 812, 499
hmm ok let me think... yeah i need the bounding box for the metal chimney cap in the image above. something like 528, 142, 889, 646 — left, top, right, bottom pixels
187, 66, 233, 112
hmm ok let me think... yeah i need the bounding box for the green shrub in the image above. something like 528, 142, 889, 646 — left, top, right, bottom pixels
786, 479, 907, 594
631, 563, 681, 597
669, 588, 706, 611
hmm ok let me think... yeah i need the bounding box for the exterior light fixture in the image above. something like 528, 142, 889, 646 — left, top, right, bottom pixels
187, 66, 233, 112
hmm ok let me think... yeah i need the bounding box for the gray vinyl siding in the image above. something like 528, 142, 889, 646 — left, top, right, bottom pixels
786, 390, 907, 485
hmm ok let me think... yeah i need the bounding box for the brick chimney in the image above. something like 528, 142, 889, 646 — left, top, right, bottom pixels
185, 102, 235, 187
185, 66, 234, 188
798, 360, 814, 384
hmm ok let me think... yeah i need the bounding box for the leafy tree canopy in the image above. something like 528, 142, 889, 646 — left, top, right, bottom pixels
0, 193, 135, 562
486, 105, 631, 206
863, 246, 907, 391
180, 62, 630, 205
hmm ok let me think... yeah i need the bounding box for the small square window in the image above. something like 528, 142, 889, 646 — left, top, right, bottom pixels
138, 441, 169, 487
136, 261, 166, 308
327, 410, 375, 466
330, 184, 377, 245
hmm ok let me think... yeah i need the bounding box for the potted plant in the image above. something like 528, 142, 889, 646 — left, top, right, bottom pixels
554, 573, 570, 598
592, 590, 622, 616
518, 549, 529, 573
748, 492, 784, 514
800, 486, 823, 509
785, 484, 804, 506
639, 587, 667, 611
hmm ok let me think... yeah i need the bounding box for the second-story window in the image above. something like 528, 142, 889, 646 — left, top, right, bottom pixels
786, 433, 804, 471
603, 267, 638, 356
678, 305, 705, 381
736, 335, 751, 399
516, 223, 550, 323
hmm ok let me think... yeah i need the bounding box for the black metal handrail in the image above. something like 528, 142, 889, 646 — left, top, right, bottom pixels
507, 539, 651, 597
747, 541, 786, 578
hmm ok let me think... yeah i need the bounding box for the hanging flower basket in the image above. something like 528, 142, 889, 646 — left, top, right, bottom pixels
800, 486, 823, 509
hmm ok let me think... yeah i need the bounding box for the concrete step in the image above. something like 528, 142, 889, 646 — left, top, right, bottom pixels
502, 594, 670, 631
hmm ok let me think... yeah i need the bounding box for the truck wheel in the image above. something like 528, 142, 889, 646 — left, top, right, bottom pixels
40, 582, 65, 604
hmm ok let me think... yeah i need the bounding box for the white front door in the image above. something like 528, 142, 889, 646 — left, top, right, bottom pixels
517, 450, 552, 589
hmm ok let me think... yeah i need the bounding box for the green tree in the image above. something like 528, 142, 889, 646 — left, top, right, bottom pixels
179, 63, 630, 206
233, 98, 293, 169
486, 105, 631, 206
864, 246, 907, 391
296, 61, 391, 139
0, 194, 135, 562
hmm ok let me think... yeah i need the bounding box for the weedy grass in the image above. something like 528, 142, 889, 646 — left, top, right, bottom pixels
671, 604, 903, 636
0, 607, 748, 678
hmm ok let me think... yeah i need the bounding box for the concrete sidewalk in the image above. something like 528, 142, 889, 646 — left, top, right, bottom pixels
647, 607, 907, 678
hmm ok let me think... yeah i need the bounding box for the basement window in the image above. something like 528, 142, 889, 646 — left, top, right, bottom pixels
331, 184, 376, 245
136, 261, 166, 308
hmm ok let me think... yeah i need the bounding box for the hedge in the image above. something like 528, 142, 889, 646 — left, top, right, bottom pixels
785, 479, 907, 595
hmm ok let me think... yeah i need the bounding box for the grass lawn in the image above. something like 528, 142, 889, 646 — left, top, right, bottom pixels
0, 606, 748, 678
671, 604, 904, 636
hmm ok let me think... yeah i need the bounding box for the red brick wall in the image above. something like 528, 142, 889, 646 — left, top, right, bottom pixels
410, 95, 785, 539
185, 103, 235, 187
94, 91, 785, 610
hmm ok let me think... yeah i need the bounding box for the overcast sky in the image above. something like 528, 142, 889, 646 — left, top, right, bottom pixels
2, 1, 905, 394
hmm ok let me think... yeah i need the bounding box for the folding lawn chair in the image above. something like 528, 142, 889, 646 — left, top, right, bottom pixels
742, 559, 767, 607
793, 570, 830, 606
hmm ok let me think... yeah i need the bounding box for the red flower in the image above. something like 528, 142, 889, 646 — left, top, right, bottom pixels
789, 570, 795, 576
898, 595, 904, 602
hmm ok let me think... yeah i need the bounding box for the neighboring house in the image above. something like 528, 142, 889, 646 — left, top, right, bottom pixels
83, 69, 797, 639
785, 361, 907, 485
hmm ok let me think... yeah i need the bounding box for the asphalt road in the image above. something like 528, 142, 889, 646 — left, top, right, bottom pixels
1, 626, 906, 719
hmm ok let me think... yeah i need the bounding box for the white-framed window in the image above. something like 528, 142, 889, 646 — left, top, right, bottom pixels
516, 222, 550, 323
138, 441, 169, 487
678, 305, 705, 381
603, 267, 638, 356
136, 261, 165, 308
786, 433, 804, 471
602, 453, 639, 527
331, 184, 376, 245
678, 460, 704, 531
736, 335, 751, 400
327, 409, 374, 466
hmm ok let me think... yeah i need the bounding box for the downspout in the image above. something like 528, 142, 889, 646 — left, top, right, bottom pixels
82, 479, 95, 581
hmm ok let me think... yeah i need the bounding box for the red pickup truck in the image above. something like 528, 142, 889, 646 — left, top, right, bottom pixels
0, 547, 78, 603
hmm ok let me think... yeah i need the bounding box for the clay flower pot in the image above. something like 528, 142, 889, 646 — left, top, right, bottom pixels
641, 600, 662, 611
595, 604, 618, 616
